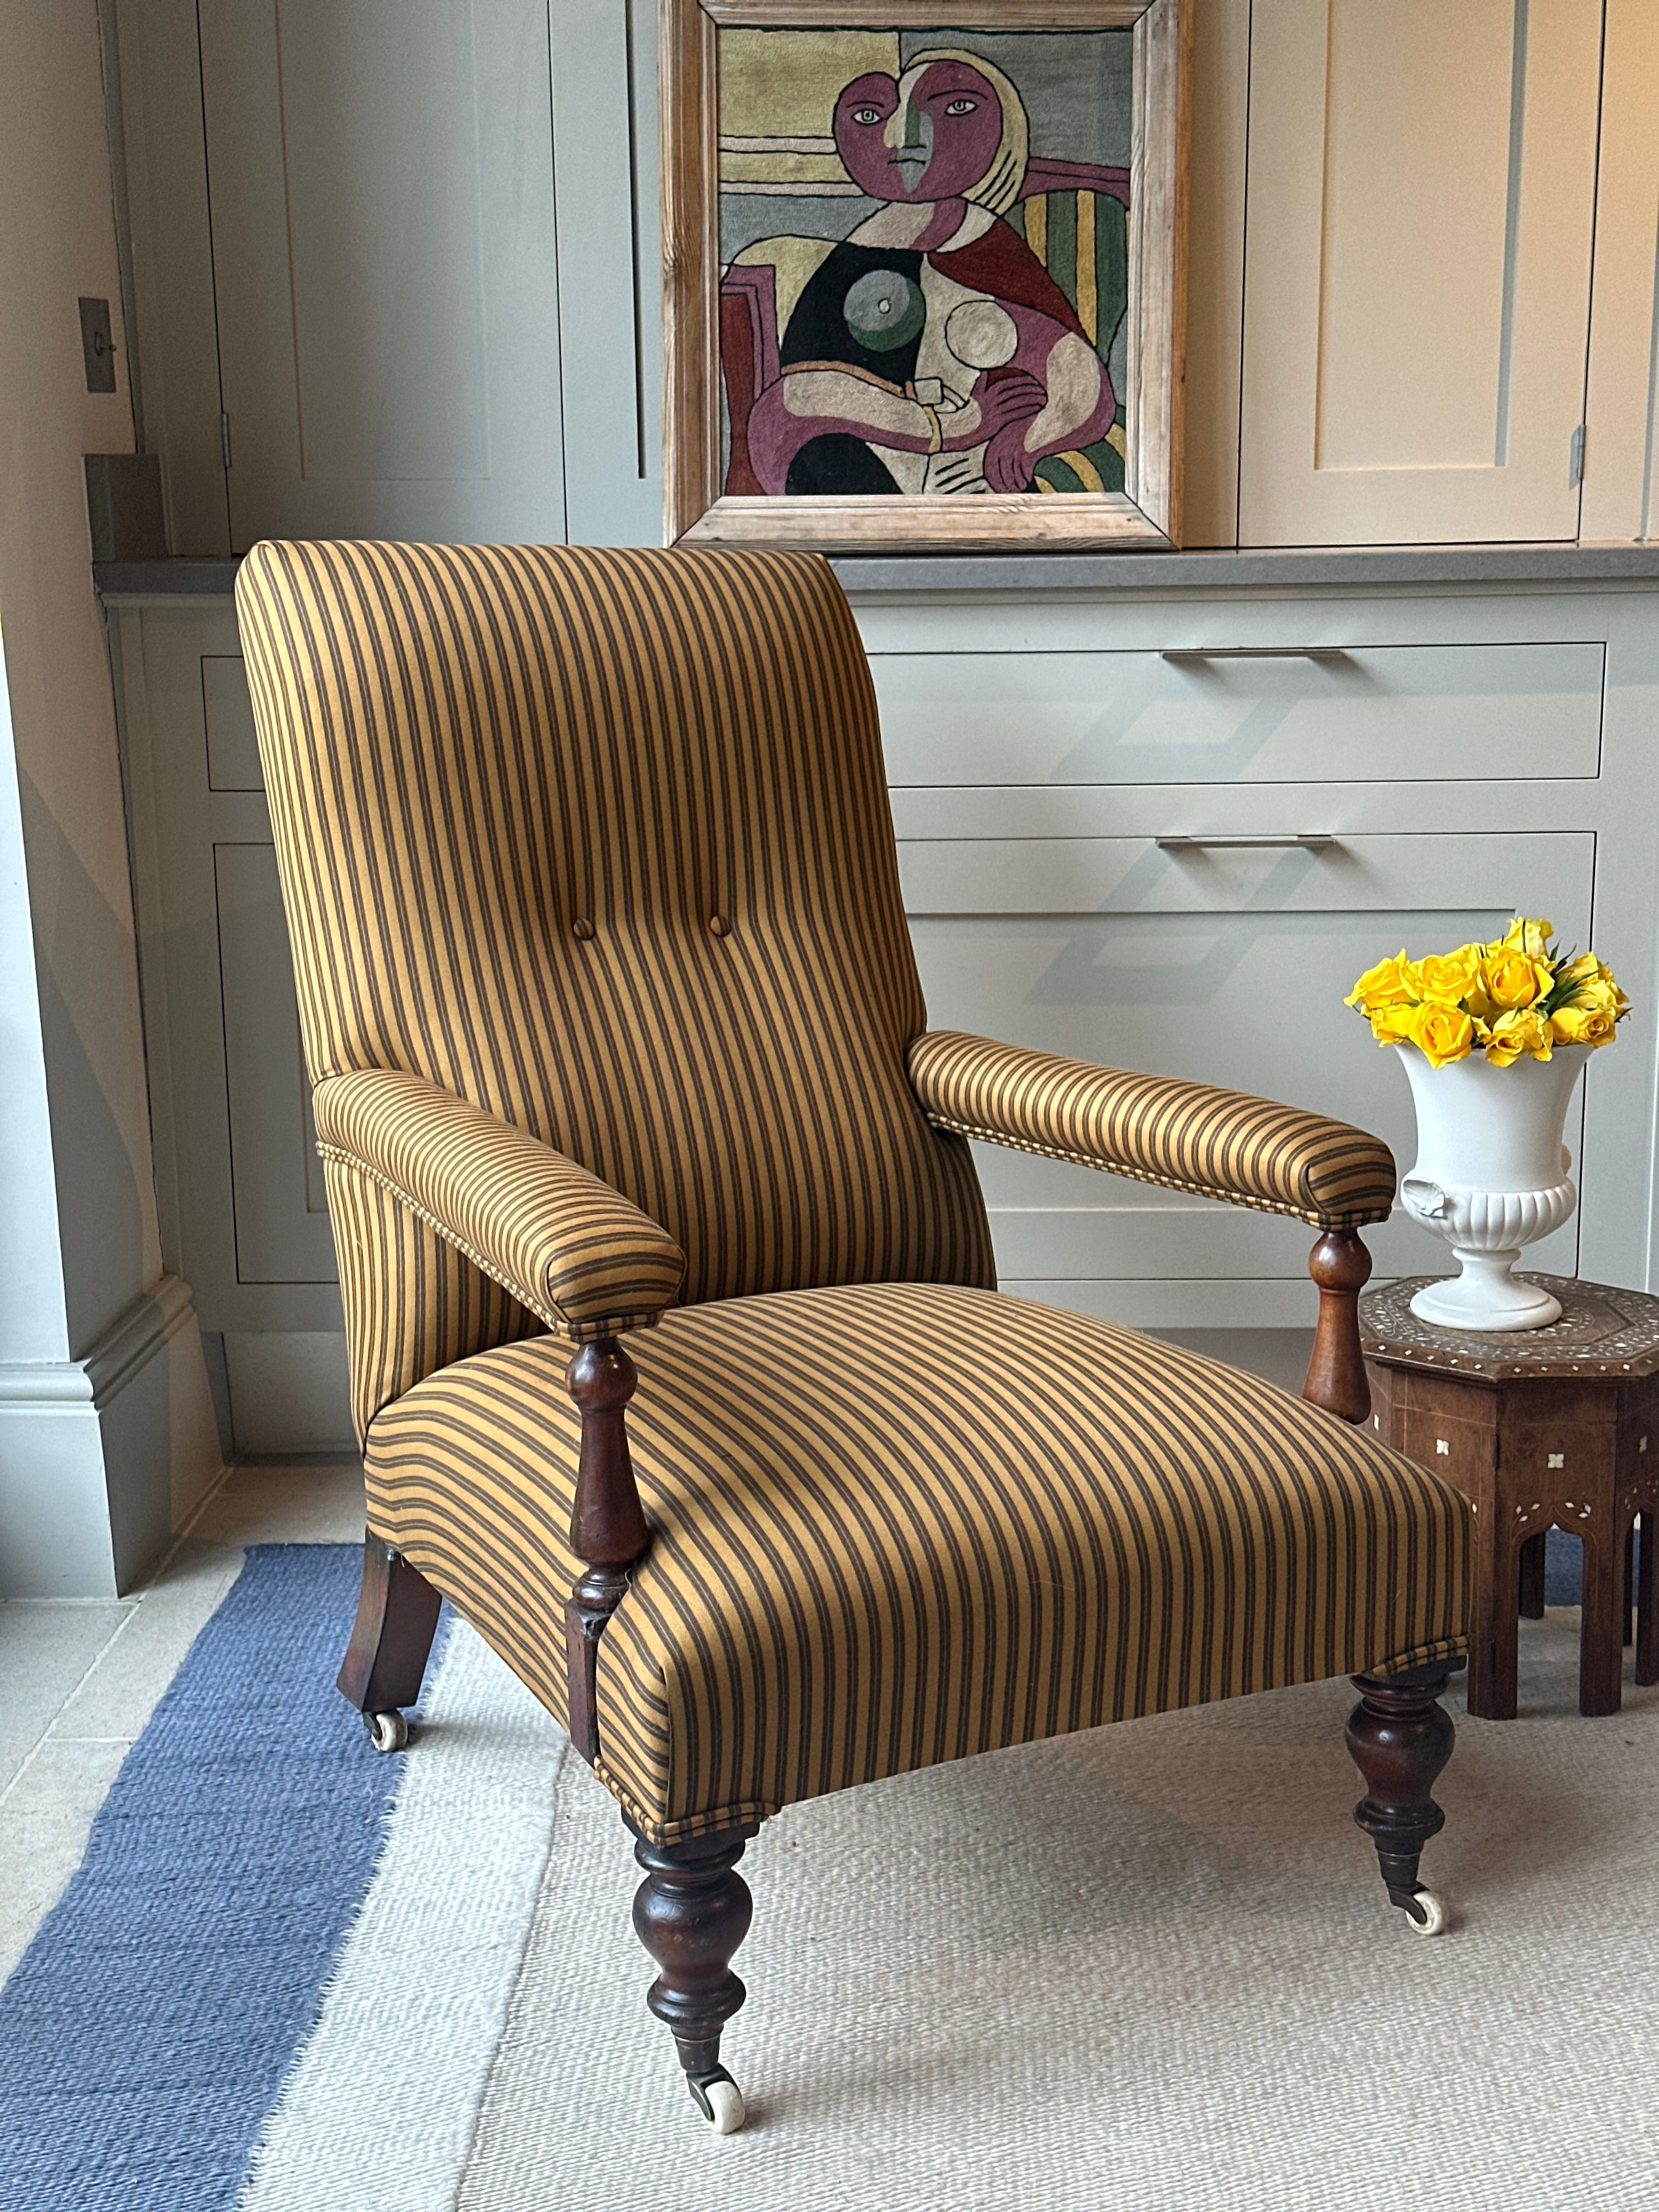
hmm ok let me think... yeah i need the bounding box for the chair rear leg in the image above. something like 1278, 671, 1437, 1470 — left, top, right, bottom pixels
337, 1533, 442, 1752
629, 1821, 757, 2134
1345, 1663, 1457, 1936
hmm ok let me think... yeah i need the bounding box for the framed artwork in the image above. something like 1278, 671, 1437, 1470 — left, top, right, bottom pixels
661, 0, 1190, 552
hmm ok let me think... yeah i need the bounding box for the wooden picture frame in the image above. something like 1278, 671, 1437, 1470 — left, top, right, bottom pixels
661, 0, 1189, 551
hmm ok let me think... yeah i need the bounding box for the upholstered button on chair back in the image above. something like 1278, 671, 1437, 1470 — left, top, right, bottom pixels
238, 540, 994, 1429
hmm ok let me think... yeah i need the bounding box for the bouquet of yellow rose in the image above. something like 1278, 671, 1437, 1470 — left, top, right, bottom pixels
1346, 916, 1628, 1070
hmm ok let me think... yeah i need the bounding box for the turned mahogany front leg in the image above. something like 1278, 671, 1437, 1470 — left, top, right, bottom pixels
630, 1821, 757, 2128
1346, 1663, 1456, 1929
1304, 1229, 1373, 1424
337, 1533, 443, 1743
563, 1336, 651, 1764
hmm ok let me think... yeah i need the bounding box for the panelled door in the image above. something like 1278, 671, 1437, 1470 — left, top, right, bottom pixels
111, 604, 341, 1334
197, 0, 566, 547
1238, 0, 1604, 545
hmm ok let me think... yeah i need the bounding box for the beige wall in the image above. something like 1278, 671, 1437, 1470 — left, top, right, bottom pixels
0, 0, 161, 1353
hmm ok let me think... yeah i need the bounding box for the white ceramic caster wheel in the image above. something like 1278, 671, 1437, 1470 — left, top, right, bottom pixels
1404, 1889, 1446, 1936
689, 2069, 746, 2135
365, 1709, 408, 1753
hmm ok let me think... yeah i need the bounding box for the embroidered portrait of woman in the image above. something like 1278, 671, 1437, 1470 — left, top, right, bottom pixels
717, 28, 1133, 500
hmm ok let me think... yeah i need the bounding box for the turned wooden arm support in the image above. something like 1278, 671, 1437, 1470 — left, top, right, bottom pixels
564, 1336, 652, 1763
1304, 1229, 1374, 1424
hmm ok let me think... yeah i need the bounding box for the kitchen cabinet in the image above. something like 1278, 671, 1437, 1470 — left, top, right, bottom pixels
1236, 0, 1604, 547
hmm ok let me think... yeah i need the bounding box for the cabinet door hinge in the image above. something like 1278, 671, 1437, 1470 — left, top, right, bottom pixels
1569, 422, 1585, 488
220, 411, 233, 472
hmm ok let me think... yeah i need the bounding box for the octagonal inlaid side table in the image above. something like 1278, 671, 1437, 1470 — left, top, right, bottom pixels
1360, 1274, 1659, 1719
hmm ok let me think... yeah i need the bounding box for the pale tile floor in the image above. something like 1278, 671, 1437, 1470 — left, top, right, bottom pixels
0, 1457, 367, 1984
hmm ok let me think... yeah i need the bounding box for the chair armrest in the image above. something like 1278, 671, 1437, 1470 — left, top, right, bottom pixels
312, 1069, 685, 1340
906, 1030, 1396, 1232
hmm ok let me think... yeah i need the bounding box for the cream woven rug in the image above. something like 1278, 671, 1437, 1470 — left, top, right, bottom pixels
216, 1606, 1658, 2212
451, 1613, 1656, 2212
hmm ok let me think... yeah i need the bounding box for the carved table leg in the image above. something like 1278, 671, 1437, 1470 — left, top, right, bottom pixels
1624, 1526, 1637, 1647
1465, 1505, 1521, 1722
1517, 1532, 1547, 1620
630, 1821, 757, 2132
336, 1533, 443, 1751
1303, 1230, 1373, 1424
1578, 1524, 1626, 1717
1637, 1514, 1658, 1689
1346, 1663, 1455, 1932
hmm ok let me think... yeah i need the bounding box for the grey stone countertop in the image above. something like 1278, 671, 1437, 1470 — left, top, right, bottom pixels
93, 541, 1659, 600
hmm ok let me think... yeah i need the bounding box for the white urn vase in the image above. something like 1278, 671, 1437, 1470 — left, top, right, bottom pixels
1395, 1042, 1588, 1331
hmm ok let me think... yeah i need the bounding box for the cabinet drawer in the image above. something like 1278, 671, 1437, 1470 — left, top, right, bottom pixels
903, 830, 1594, 1289
874, 641, 1604, 787
900, 831, 1590, 917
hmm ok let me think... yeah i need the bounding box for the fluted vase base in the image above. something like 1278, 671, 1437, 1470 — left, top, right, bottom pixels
1409, 1256, 1562, 1333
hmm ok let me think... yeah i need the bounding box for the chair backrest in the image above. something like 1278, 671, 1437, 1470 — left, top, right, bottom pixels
236, 541, 994, 1417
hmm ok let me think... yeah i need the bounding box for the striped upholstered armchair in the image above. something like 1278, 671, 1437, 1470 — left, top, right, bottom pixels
236, 543, 1469, 2136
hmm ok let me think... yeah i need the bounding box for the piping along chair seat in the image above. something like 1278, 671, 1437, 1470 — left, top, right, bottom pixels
236, 539, 1471, 2138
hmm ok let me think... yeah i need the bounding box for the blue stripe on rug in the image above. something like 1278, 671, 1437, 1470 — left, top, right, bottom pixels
0, 1545, 427, 2212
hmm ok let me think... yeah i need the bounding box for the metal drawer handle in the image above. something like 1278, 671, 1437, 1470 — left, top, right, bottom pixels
1157, 834, 1338, 852
1159, 646, 1348, 661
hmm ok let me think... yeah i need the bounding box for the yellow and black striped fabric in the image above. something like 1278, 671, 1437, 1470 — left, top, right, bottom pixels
236, 537, 1466, 1846
313, 1068, 685, 1340
235, 540, 993, 1431
366, 1279, 1469, 1844
910, 1031, 1397, 1233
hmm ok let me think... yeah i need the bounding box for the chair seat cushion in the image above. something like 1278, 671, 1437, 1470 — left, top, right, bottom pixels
365, 1281, 1469, 1843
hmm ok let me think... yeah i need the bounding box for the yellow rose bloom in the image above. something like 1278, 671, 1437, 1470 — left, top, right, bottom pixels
1481, 947, 1551, 1010
1410, 1001, 1475, 1069
1347, 929, 1628, 1059
1482, 1008, 1551, 1066
1417, 945, 1485, 1005
1585, 962, 1629, 1017
1499, 916, 1554, 961
1369, 1002, 1418, 1045
1549, 1001, 1617, 1048
1555, 952, 1629, 1023
1345, 951, 1420, 1011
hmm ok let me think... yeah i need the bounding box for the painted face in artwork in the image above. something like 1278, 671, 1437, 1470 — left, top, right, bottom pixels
833, 59, 1005, 204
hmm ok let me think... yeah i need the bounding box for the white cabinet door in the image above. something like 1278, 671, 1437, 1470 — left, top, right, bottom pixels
109, 602, 343, 1334
1579, 0, 1659, 544
548, 0, 662, 545
902, 831, 1595, 1325
1238, 0, 1602, 546
198, 0, 565, 547
215, 843, 338, 1285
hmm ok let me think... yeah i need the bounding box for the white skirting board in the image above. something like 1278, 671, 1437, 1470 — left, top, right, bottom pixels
0, 1274, 224, 1595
